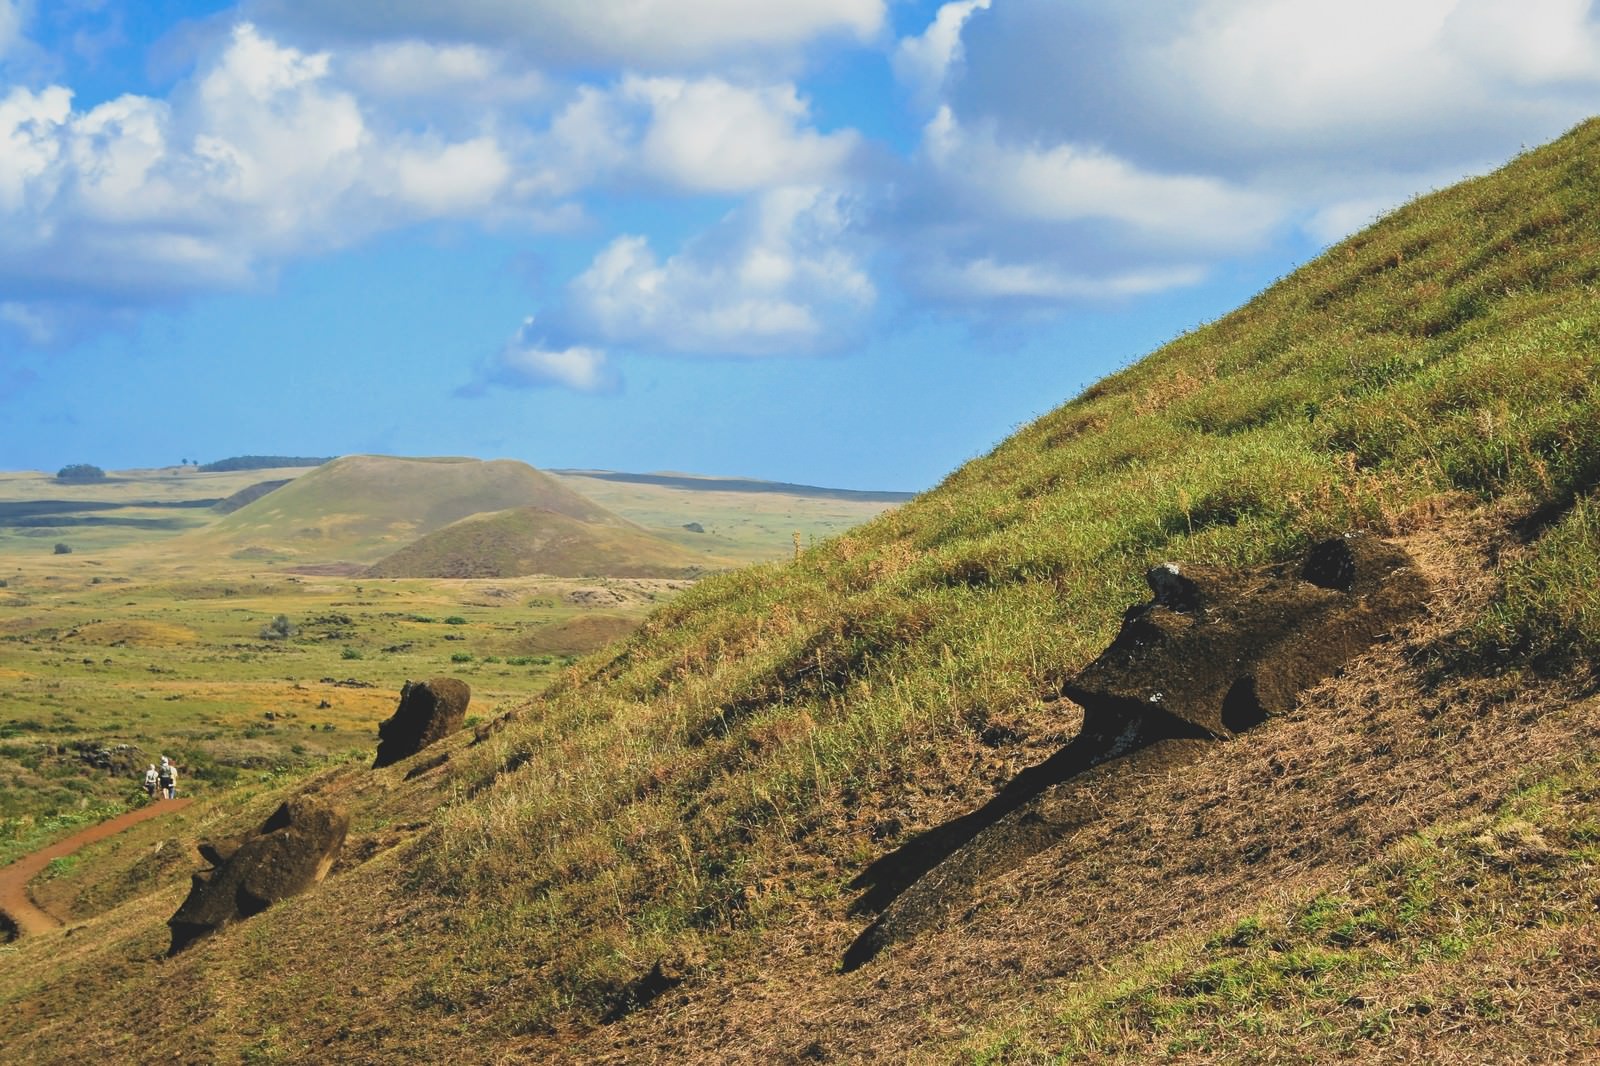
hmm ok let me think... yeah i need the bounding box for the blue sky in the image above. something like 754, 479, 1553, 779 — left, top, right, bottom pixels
4, 2, 1600, 490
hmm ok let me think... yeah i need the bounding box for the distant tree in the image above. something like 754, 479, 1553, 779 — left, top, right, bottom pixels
199, 456, 333, 473
55, 463, 106, 483
53, 542, 71, 555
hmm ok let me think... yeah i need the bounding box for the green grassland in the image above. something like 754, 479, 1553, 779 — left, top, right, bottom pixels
0, 459, 903, 864
5, 121, 1600, 1063
548, 469, 909, 564
0, 547, 677, 855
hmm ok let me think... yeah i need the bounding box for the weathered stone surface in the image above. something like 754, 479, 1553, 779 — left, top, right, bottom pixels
1064, 533, 1429, 739
372, 677, 471, 769
168, 796, 348, 954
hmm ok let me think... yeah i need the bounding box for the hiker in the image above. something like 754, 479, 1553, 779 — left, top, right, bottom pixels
143, 764, 159, 799
158, 757, 177, 800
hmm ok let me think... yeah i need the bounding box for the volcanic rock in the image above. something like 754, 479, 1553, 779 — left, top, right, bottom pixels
168, 796, 348, 954
372, 677, 471, 769
1064, 533, 1429, 739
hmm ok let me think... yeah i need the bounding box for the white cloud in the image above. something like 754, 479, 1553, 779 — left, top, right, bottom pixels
389, 136, 510, 214
531, 75, 856, 196
563, 185, 874, 357
878, 0, 1600, 314
628, 77, 857, 192
253, 0, 886, 69
341, 40, 544, 101
489, 319, 617, 392
951, 1, 1600, 171
0, 22, 536, 331
922, 106, 1280, 251
893, 0, 990, 108
920, 257, 1207, 302
476, 186, 874, 393
0, 85, 69, 213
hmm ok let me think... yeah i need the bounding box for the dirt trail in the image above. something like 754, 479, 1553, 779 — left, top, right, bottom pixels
0, 799, 193, 937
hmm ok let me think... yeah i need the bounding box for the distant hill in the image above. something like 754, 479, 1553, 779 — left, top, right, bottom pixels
207, 455, 627, 562
366, 506, 715, 579
211, 479, 290, 514
198, 455, 334, 472
547, 469, 916, 503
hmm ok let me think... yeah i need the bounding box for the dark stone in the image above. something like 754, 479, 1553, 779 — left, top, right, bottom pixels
168, 796, 348, 953
372, 677, 471, 768
1064, 533, 1429, 739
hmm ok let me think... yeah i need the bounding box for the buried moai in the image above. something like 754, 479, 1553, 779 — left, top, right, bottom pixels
1063, 532, 1431, 744
372, 677, 471, 769
844, 533, 1430, 970
168, 796, 349, 954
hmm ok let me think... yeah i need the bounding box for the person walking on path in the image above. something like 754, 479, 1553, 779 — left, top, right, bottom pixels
158, 757, 177, 800
143, 764, 159, 799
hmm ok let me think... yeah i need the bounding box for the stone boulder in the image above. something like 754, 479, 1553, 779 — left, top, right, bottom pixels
372, 677, 471, 769
168, 796, 348, 954
1064, 533, 1429, 740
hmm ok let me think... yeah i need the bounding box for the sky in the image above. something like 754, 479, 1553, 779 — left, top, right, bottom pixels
4, 2, 1600, 490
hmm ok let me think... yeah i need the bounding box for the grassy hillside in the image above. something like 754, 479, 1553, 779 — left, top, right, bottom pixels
366, 506, 721, 578
208, 455, 627, 563
5, 120, 1600, 1062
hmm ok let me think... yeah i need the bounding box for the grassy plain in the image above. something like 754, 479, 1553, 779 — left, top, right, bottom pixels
0, 462, 902, 863
547, 469, 908, 564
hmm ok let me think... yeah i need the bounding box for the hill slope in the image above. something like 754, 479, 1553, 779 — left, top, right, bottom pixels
366, 505, 718, 578
5, 120, 1600, 1063
205, 454, 627, 562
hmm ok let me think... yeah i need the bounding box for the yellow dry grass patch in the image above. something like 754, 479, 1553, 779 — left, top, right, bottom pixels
137, 679, 396, 721
69, 620, 198, 648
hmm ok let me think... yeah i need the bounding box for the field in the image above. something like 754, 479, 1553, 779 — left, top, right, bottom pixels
0, 463, 901, 861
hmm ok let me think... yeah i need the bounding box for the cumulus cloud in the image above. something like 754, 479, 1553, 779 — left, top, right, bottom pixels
0, 22, 527, 336
563, 185, 874, 357
893, 0, 990, 108
476, 184, 875, 393
340, 40, 544, 101
921, 106, 1279, 251
483, 319, 618, 392
951, 0, 1600, 176
529, 75, 857, 196
252, 0, 886, 69
881, 0, 1600, 310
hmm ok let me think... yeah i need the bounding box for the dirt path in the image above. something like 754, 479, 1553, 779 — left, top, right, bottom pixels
0, 798, 193, 937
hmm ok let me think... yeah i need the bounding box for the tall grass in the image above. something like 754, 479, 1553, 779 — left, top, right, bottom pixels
414, 118, 1600, 1028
